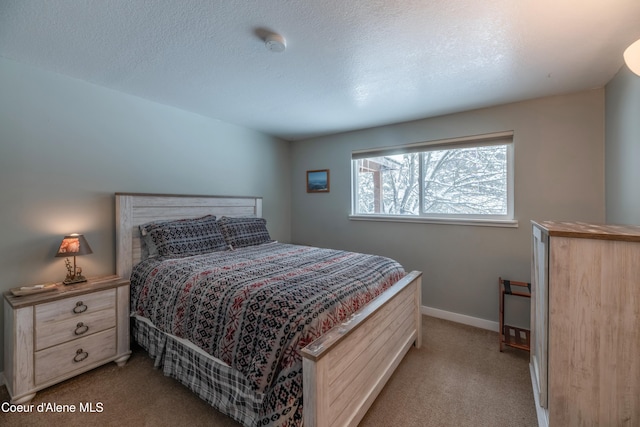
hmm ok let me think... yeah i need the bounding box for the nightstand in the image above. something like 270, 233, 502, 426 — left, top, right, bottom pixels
3, 275, 131, 404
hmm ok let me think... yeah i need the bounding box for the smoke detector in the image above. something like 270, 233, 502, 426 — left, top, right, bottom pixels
265, 33, 286, 53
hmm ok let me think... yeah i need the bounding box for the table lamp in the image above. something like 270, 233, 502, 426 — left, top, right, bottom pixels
55, 233, 93, 284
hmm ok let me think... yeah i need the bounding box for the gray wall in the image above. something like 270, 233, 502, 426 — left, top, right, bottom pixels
0, 57, 291, 369
291, 90, 606, 326
605, 65, 640, 225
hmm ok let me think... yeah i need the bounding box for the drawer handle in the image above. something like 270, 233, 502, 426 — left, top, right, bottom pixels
73, 301, 88, 314
74, 322, 89, 335
73, 348, 89, 363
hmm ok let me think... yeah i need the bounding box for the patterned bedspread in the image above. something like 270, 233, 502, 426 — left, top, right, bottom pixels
130, 242, 405, 426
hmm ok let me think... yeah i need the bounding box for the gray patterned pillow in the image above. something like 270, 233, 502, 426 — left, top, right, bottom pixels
217, 216, 272, 249
141, 215, 228, 257
139, 219, 171, 259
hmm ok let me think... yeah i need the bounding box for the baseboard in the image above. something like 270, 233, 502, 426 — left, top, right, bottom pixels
422, 305, 499, 332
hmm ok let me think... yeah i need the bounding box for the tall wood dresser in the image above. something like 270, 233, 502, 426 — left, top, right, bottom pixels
530, 221, 640, 427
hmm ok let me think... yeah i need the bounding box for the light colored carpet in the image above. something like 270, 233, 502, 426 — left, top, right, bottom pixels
360, 316, 537, 426
0, 316, 537, 426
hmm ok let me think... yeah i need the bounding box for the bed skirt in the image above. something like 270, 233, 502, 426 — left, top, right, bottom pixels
132, 315, 301, 426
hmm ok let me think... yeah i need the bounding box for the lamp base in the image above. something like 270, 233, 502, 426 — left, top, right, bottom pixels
63, 275, 88, 285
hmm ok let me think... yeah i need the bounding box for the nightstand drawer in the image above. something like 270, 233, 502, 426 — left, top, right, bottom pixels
35, 288, 115, 324
34, 328, 116, 386
35, 307, 116, 351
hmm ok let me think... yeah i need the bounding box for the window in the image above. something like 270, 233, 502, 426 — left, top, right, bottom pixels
351, 132, 515, 226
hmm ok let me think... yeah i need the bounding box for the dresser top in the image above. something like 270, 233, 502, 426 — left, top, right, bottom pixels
532, 220, 640, 242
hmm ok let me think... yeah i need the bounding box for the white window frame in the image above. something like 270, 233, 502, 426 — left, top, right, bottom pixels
350, 131, 517, 228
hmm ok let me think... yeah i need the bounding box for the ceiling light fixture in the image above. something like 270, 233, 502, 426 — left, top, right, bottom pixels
623, 39, 640, 76
265, 33, 286, 53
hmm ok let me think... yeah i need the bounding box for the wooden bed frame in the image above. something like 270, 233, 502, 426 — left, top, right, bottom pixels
115, 193, 422, 427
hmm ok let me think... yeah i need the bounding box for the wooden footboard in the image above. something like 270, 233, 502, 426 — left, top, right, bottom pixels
302, 270, 422, 427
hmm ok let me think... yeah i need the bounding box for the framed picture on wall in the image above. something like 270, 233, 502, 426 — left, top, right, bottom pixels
307, 169, 330, 193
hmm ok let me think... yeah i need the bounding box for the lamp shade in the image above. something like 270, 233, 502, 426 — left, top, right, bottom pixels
624, 39, 640, 76
55, 233, 93, 257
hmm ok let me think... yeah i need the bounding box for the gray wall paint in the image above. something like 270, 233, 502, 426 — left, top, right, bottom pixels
605, 66, 640, 225
291, 90, 606, 326
0, 57, 291, 369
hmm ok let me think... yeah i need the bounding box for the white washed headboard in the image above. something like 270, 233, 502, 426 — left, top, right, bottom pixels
115, 193, 263, 280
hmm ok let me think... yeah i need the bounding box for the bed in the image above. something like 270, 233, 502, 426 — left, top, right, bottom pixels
115, 193, 422, 427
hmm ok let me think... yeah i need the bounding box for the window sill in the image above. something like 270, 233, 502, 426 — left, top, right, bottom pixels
348, 215, 519, 228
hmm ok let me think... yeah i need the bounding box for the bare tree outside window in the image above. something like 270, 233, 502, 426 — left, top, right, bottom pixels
423, 145, 507, 215
353, 144, 509, 218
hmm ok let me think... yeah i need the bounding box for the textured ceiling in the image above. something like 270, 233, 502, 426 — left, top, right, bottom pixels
1, 0, 639, 141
